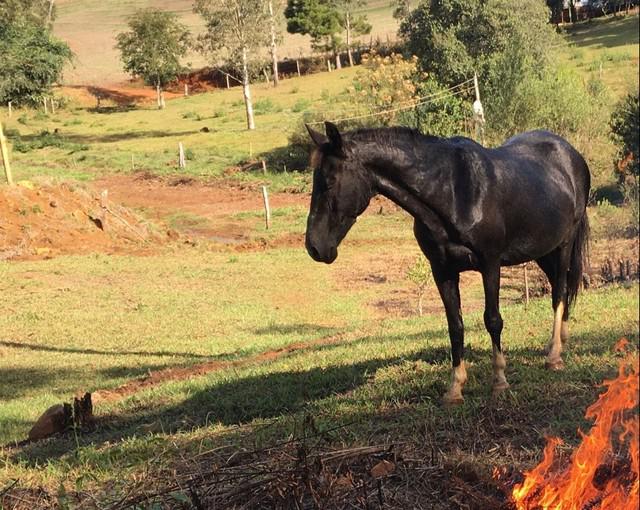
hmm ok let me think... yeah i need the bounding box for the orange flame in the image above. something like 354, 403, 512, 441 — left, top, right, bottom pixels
511, 340, 639, 510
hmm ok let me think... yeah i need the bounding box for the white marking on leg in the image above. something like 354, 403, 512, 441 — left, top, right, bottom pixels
492, 345, 509, 393
443, 361, 467, 404
546, 301, 565, 369
561, 320, 569, 345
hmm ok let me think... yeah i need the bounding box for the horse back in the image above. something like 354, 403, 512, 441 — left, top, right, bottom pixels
451, 131, 590, 262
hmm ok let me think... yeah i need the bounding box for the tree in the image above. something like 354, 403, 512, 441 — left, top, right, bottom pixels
267, 0, 285, 86
392, 0, 413, 21
336, 0, 371, 66
195, 0, 271, 130
545, 0, 563, 23
399, 0, 570, 138
0, 20, 72, 106
116, 9, 191, 109
285, 0, 342, 63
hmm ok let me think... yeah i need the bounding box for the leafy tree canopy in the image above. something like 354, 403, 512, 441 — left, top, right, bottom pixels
285, 0, 342, 51
397, 0, 592, 139
400, 0, 558, 87
0, 21, 72, 105
0, 0, 53, 27
115, 9, 191, 87
194, 0, 270, 71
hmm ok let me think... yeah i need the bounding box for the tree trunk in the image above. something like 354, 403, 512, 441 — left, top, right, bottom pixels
268, 0, 279, 87
47, 0, 55, 23
346, 11, 353, 66
241, 46, 255, 130
335, 52, 342, 69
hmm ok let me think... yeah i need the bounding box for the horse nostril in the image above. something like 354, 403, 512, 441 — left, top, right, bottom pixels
307, 244, 320, 260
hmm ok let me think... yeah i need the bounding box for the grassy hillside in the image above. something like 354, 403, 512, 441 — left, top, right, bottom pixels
562, 14, 640, 96
53, 0, 399, 85
2, 66, 361, 186
4, 15, 638, 194
0, 244, 638, 503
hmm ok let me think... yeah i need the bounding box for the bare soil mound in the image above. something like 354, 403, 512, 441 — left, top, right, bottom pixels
0, 181, 168, 261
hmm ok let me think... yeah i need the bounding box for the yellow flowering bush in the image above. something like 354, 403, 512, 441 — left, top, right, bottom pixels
350, 52, 426, 125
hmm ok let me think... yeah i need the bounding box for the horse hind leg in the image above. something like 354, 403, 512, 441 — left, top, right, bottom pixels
482, 263, 510, 395
536, 249, 571, 370
431, 266, 467, 405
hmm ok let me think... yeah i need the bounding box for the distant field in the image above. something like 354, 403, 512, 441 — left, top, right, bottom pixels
562, 14, 640, 95
53, 0, 400, 85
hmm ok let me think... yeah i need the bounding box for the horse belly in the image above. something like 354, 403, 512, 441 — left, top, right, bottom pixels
500, 222, 571, 265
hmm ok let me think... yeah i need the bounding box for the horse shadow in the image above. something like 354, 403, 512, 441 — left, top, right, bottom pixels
9, 321, 635, 466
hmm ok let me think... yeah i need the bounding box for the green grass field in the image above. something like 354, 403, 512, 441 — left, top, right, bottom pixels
2, 66, 361, 188
562, 14, 640, 95
4, 16, 639, 191
1, 246, 638, 502
0, 11, 638, 508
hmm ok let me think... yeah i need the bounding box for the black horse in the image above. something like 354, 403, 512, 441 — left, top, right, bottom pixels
304, 122, 590, 404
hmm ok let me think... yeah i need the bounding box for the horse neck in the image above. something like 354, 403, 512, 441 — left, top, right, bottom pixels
352, 134, 454, 219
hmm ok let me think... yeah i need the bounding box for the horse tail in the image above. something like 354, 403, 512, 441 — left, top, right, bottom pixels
567, 211, 589, 310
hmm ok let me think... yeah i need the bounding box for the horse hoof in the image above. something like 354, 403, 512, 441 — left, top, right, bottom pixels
492, 382, 510, 396
545, 359, 565, 371
442, 394, 464, 406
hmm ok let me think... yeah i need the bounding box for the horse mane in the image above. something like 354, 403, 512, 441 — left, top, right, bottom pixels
345, 126, 441, 146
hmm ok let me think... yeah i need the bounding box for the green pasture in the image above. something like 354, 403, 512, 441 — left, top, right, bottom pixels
0, 241, 637, 497
1, 66, 360, 188
562, 14, 639, 96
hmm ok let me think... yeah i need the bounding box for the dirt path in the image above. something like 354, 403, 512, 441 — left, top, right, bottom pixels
93, 333, 348, 404
94, 173, 309, 242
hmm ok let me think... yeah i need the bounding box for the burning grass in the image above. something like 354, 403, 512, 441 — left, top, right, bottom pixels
497, 338, 639, 510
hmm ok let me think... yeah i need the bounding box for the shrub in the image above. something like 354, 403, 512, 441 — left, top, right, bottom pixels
13, 130, 89, 153
253, 98, 282, 115
406, 255, 432, 316
292, 98, 311, 113
610, 90, 639, 180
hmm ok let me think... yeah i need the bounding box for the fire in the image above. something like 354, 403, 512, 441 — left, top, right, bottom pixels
510, 338, 639, 510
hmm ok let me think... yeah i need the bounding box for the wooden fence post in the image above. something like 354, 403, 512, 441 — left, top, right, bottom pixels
100, 189, 109, 231
261, 160, 267, 174
178, 142, 186, 169
0, 121, 15, 185
8, 102, 12, 117
296, 59, 301, 77
43, 97, 48, 114
524, 263, 530, 306
184, 83, 189, 97
51, 98, 56, 114
262, 186, 271, 229
226, 75, 230, 89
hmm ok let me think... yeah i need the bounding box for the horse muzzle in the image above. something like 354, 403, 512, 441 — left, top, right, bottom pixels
305, 239, 338, 264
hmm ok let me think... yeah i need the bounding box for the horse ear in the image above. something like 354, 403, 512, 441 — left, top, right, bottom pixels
306, 124, 328, 147
324, 121, 343, 154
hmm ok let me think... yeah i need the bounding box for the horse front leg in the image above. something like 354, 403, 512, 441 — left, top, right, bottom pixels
432, 267, 466, 405
481, 262, 509, 395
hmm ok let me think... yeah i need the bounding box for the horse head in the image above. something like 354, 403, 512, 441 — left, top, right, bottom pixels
304, 122, 372, 264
